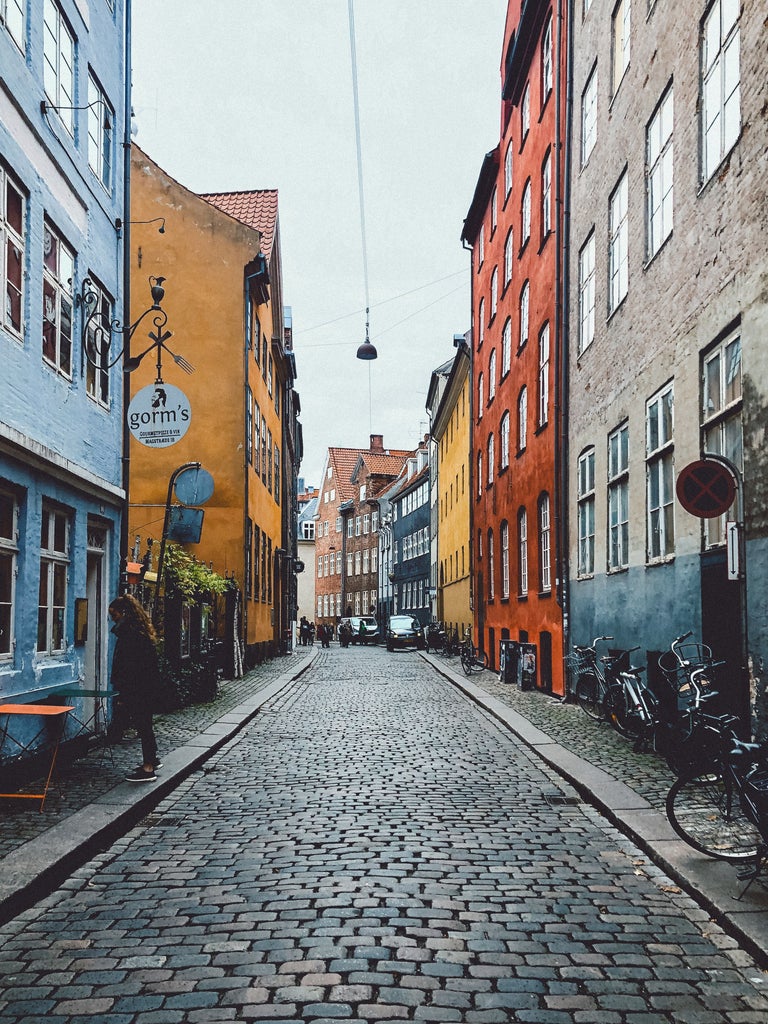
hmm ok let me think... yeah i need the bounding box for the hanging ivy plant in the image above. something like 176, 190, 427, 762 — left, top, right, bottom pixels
162, 542, 230, 603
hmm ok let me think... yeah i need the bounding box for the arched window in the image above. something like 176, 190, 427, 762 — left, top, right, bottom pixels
542, 16, 553, 102
519, 280, 530, 349
488, 528, 495, 601
502, 317, 512, 376
501, 520, 510, 598
518, 508, 528, 596
505, 141, 514, 196
500, 411, 510, 469
487, 433, 495, 485
488, 349, 497, 399
478, 372, 484, 418
477, 450, 483, 499
504, 229, 514, 285
521, 179, 531, 244
518, 386, 528, 452
491, 266, 498, 317
538, 322, 550, 426
539, 493, 552, 592
478, 297, 485, 347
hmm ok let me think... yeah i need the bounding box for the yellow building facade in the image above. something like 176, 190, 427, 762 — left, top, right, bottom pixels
429, 342, 472, 640
127, 146, 288, 663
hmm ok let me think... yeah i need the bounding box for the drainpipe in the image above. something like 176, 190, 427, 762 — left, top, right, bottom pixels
462, 237, 475, 639
120, 0, 132, 591
555, 0, 575, 689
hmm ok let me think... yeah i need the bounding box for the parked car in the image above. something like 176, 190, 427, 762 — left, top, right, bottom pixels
343, 616, 380, 644
386, 615, 425, 651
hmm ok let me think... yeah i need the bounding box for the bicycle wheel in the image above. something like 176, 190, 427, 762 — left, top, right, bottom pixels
575, 672, 606, 722
460, 648, 473, 676
666, 771, 762, 862
606, 686, 643, 740
470, 648, 489, 673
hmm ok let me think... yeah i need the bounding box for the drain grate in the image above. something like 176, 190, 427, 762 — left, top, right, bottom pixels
543, 794, 581, 807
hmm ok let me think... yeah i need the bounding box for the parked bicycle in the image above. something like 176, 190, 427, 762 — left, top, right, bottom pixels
665, 713, 768, 898
460, 631, 489, 675
568, 637, 637, 727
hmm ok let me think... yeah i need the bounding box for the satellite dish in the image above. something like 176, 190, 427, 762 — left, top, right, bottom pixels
174, 466, 215, 506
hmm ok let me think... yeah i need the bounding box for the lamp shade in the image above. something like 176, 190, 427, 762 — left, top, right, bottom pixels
356, 340, 378, 360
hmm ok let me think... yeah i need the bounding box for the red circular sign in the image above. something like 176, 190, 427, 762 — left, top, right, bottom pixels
676, 460, 736, 518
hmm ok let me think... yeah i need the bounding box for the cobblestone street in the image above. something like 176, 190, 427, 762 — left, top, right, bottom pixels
0, 646, 766, 1023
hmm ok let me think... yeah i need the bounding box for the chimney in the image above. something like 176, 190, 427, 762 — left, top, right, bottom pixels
370, 434, 384, 452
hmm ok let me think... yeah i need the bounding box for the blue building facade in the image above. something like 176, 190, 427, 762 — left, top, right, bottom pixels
1, 2, 127, 743
390, 451, 431, 629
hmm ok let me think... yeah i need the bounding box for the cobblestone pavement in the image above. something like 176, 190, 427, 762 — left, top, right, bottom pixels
0, 646, 766, 1023
0, 649, 312, 860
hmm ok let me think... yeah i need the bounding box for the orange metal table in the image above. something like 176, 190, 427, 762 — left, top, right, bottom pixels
0, 703, 74, 810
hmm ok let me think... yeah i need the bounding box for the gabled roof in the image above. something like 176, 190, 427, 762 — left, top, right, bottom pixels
353, 451, 412, 482
200, 190, 279, 258
327, 447, 366, 502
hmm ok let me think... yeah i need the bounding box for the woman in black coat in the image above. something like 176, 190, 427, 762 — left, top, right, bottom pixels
109, 594, 161, 783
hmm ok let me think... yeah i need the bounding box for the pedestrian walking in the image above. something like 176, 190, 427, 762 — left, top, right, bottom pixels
108, 594, 161, 783
308, 621, 316, 645
299, 615, 309, 646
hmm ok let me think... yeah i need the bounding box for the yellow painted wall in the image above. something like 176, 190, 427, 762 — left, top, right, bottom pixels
128, 147, 282, 648
437, 369, 472, 639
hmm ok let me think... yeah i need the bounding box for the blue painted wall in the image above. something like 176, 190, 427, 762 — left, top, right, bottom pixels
0, 1, 126, 742
392, 470, 431, 628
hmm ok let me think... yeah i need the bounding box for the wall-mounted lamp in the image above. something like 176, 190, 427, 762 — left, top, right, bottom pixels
115, 217, 166, 234
40, 99, 112, 131
78, 276, 194, 380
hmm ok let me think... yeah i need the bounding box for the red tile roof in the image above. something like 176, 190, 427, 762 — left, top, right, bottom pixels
199, 190, 279, 258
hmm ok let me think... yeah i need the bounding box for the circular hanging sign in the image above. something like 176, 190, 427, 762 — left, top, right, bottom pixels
174, 465, 215, 506
128, 383, 191, 448
676, 459, 736, 518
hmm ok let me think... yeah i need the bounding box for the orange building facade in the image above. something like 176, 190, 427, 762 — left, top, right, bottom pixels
462, 2, 567, 693
127, 146, 296, 665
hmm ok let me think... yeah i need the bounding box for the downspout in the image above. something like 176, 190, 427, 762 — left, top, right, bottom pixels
555, 0, 574, 687
120, 0, 132, 590
462, 237, 475, 640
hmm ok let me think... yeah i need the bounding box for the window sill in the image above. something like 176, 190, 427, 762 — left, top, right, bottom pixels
606, 565, 629, 576
646, 555, 675, 568
538, 589, 552, 599
517, 593, 528, 602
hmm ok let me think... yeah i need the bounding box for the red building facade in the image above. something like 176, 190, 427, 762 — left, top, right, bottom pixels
462, 1, 568, 693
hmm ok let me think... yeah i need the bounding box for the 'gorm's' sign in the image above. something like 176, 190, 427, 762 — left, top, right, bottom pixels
128, 383, 192, 448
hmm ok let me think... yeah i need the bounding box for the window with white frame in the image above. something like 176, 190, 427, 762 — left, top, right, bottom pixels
702, 0, 740, 182
1, 167, 25, 338
488, 349, 497, 400
317, 596, 322, 617
477, 372, 484, 419
521, 82, 530, 140
491, 185, 497, 235
542, 16, 553, 102
487, 434, 495, 486
502, 318, 511, 377
491, 266, 498, 318
84, 278, 112, 407
517, 386, 528, 452
577, 448, 595, 576
372, 510, 378, 532
347, 518, 353, 537
539, 494, 551, 592
647, 85, 673, 258
354, 591, 361, 615
500, 411, 510, 469
336, 550, 342, 574
363, 549, 369, 574
488, 529, 495, 601
88, 74, 113, 192
478, 223, 485, 267
2, 0, 24, 50
347, 552, 353, 576
538, 323, 550, 427
301, 520, 315, 540
504, 141, 513, 196
608, 170, 628, 313
518, 508, 528, 596
702, 332, 742, 546
504, 229, 514, 286
501, 520, 510, 598
582, 65, 597, 165
608, 422, 629, 570
519, 280, 529, 349
612, 0, 631, 96
43, 0, 75, 134
541, 151, 552, 239
354, 550, 361, 575
42, 221, 74, 376
646, 382, 675, 560
38, 503, 68, 653
371, 546, 378, 573
363, 513, 370, 534
317, 555, 322, 578
578, 231, 595, 354
355, 516, 361, 536
477, 451, 483, 499
0, 489, 18, 657
521, 179, 531, 245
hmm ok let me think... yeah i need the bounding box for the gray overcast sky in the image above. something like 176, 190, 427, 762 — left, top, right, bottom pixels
130, 0, 507, 485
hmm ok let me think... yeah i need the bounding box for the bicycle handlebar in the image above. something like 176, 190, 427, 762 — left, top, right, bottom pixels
672, 630, 694, 646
